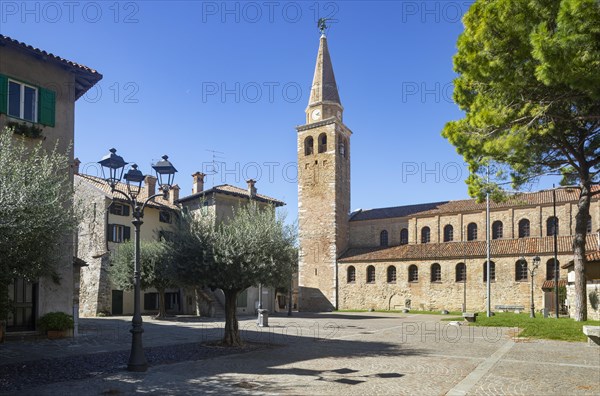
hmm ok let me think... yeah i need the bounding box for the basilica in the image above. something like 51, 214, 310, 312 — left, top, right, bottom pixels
296, 33, 600, 316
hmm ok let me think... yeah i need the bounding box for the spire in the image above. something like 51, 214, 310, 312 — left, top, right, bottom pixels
308, 34, 341, 106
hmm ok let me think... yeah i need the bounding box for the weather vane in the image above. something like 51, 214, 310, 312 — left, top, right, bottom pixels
318, 18, 332, 35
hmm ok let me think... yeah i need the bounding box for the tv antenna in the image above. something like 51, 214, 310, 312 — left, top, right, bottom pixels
205, 149, 225, 187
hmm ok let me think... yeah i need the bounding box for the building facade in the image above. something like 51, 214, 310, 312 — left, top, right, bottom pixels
75, 172, 181, 317
0, 35, 101, 332
177, 173, 289, 315
297, 34, 600, 315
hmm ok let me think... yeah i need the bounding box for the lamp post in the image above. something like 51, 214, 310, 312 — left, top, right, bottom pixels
525, 255, 541, 318
98, 148, 177, 372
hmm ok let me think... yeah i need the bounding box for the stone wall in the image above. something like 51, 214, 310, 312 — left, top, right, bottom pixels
339, 254, 572, 312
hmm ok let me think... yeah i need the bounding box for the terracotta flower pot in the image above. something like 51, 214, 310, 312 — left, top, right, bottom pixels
47, 330, 67, 339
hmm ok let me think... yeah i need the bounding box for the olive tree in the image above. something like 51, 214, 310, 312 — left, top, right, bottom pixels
174, 203, 297, 346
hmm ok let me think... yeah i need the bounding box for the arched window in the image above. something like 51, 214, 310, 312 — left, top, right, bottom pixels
366, 265, 376, 283
515, 259, 528, 281
304, 136, 314, 156
547, 216, 559, 236
408, 265, 418, 282
467, 223, 478, 241
380, 230, 389, 247
347, 266, 356, 283
587, 215, 592, 234
518, 219, 530, 238
421, 226, 431, 244
318, 133, 327, 153
431, 263, 442, 282
483, 261, 495, 282
443, 224, 454, 242
387, 266, 397, 283
546, 259, 559, 281
492, 221, 503, 239
455, 263, 466, 282
400, 228, 408, 245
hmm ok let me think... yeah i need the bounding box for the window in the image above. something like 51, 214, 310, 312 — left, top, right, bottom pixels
400, 228, 408, 245
387, 266, 397, 283
144, 292, 159, 310
108, 224, 131, 243
431, 263, 442, 282
492, 221, 503, 239
158, 230, 174, 242
455, 263, 466, 282
304, 136, 314, 156
515, 260, 528, 281
1, 75, 55, 126
109, 203, 130, 217
546, 259, 559, 281
547, 216, 559, 236
340, 137, 348, 158
443, 225, 454, 242
236, 289, 248, 307
408, 265, 418, 282
159, 210, 172, 224
421, 227, 430, 244
380, 230, 389, 247
467, 223, 478, 241
318, 133, 327, 153
366, 265, 376, 283
518, 219, 530, 238
587, 215, 592, 234
8, 80, 37, 122
347, 266, 356, 283
483, 261, 495, 282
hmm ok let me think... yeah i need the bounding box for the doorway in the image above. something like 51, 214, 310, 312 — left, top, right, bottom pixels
111, 290, 123, 315
7, 278, 37, 331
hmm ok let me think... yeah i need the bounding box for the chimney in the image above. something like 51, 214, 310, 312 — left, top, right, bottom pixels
73, 158, 81, 174
144, 175, 157, 196
192, 172, 205, 194
169, 184, 180, 204
247, 179, 257, 197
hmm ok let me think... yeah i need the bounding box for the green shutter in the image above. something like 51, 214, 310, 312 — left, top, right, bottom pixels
0, 75, 7, 114
38, 87, 56, 127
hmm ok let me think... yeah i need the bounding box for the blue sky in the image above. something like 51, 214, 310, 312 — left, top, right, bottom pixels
1, 1, 557, 221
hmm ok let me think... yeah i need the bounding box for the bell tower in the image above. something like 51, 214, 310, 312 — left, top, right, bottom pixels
297, 33, 351, 311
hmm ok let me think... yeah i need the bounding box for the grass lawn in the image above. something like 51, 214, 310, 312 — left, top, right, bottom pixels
467, 312, 600, 342
336, 309, 463, 315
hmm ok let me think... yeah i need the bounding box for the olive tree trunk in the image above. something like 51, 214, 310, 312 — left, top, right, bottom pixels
222, 288, 242, 346
156, 288, 168, 319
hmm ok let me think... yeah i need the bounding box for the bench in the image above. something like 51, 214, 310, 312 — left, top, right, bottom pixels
583, 326, 600, 347
462, 312, 478, 323
495, 305, 525, 314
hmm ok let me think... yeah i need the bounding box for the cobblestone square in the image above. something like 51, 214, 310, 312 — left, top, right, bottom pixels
1, 312, 599, 395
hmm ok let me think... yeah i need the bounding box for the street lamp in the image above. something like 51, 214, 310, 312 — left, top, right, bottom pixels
523, 255, 541, 318
98, 148, 177, 372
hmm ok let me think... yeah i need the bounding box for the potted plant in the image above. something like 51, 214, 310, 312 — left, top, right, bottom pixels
38, 312, 74, 339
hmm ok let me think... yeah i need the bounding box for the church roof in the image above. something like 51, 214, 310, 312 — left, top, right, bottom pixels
350, 201, 448, 222
308, 34, 341, 106
351, 186, 600, 222
339, 235, 599, 263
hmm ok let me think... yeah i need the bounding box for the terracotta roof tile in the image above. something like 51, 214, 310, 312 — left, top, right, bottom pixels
350, 201, 448, 222
339, 235, 599, 262
0, 34, 102, 99
178, 184, 284, 206
562, 250, 600, 268
76, 174, 178, 210
541, 279, 567, 290
415, 186, 600, 217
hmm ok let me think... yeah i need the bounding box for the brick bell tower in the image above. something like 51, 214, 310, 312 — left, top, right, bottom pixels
296, 32, 351, 311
